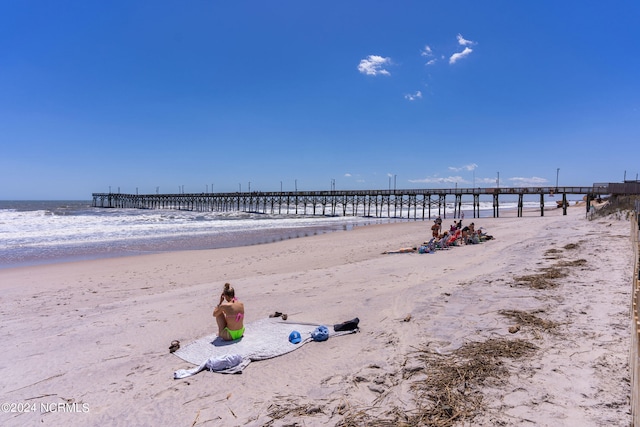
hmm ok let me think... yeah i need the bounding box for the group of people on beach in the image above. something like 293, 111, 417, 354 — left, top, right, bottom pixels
211, 217, 492, 341
384, 216, 493, 254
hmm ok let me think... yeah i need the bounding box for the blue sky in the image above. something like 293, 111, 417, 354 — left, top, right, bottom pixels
1, 1, 639, 199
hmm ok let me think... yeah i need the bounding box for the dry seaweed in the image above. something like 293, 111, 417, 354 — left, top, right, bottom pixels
514, 254, 589, 289
539, 266, 569, 279
335, 339, 538, 427
402, 338, 537, 427
543, 248, 563, 259
557, 258, 587, 267
498, 309, 560, 332
265, 338, 538, 427
336, 407, 411, 427
265, 398, 326, 423
513, 274, 559, 289
514, 265, 569, 289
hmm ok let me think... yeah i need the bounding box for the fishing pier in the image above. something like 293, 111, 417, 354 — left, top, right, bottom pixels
92, 182, 639, 219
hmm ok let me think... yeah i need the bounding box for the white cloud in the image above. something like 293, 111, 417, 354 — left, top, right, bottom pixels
408, 176, 469, 185
344, 173, 352, 177
404, 91, 422, 101
406, 175, 552, 188
449, 163, 478, 172
457, 34, 476, 46
449, 47, 473, 64
475, 177, 498, 185
357, 55, 391, 76
422, 44, 438, 65
509, 176, 548, 186
448, 34, 476, 64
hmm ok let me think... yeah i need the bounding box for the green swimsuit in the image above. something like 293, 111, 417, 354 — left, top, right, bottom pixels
224, 326, 245, 340
224, 311, 245, 340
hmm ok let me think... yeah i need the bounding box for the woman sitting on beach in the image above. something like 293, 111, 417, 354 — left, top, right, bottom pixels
213, 283, 245, 341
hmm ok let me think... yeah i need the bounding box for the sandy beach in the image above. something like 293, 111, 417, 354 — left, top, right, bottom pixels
0, 205, 633, 426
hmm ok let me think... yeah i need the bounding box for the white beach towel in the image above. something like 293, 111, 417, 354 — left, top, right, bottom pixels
174, 353, 246, 379
173, 317, 358, 377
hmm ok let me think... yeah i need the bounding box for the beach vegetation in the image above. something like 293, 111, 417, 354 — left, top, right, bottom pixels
588, 195, 639, 221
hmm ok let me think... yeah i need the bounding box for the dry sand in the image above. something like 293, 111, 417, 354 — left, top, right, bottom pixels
0, 205, 634, 426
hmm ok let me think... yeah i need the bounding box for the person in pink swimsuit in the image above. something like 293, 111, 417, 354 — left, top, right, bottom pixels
213, 283, 245, 340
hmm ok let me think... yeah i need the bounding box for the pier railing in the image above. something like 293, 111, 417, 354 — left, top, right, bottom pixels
92, 185, 609, 219
631, 200, 640, 425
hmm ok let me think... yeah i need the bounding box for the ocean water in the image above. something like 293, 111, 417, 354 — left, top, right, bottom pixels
0, 195, 580, 269
0, 200, 398, 269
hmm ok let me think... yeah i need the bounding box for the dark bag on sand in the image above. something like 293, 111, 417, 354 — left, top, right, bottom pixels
333, 317, 359, 332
